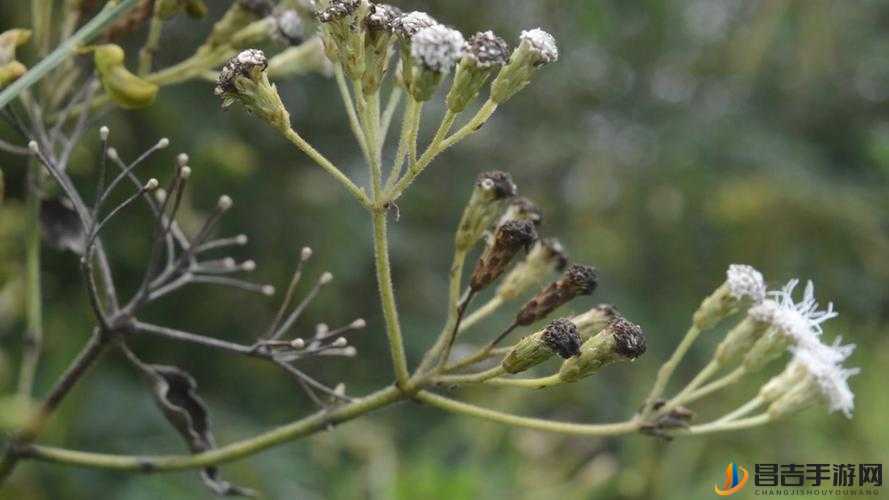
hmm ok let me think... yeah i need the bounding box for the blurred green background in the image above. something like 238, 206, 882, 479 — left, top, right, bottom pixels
1, 0, 888, 498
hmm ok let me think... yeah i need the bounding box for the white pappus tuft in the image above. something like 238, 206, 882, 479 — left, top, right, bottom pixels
411, 25, 465, 73
790, 336, 859, 417
726, 264, 766, 303
519, 28, 559, 65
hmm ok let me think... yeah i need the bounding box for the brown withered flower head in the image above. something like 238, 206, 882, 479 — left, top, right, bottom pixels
542, 318, 582, 359
515, 263, 599, 326
609, 316, 647, 359
478, 170, 517, 200
470, 219, 537, 291
465, 30, 510, 69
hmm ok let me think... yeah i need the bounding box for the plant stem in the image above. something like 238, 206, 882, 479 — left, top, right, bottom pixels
642, 324, 701, 416
138, 6, 165, 76
668, 366, 746, 410
20, 385, 406, 472
485, 374, 562, 389
282, 127, 370, 208
416, 249, 467, 374
385, 97, 420, 189
371, 210, 410, 386
668, 359, 720, 404
387, 99, 497, 202
683, 414, 771, 435
18, 163, 42, 397
416, 391, 641, 436
378, 87, 402, 149
0, 329, 111, 483
334, 66, 371, 165
434, 366, 505, 385
0, 0, 141, 109
716, 396, 764, 424
459, 296, 504, 333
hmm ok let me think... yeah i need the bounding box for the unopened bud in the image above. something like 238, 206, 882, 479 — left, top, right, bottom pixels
315, 0, 369, 80
99, 126, 110, 140
217, 195, 233, 211
177, 153, 189, 166
516, 263, 598, 326
301, 246, 313, 260
470, 219, 537, 291
350, 318, 367, 329
290, 337, 306, 349
28, 140, 39, 154
362, 3, 402, 94
261, 285, 275, 296
558, 317, 646, 383
331, 337, 348, 348
490, 28, 558, 104
455, 171, 517, 251
572, 304, 619, 341
157, 138, 170, 149
693, 264, 766, 330
106, 147, 119, 161
236, 234, 249, 245
241, 260, 256, 272
714, 309, 774, 367
179, 166, 192, 179
447, 30, 509, 112
144, 178, 160, 191
320, 272, 333, 285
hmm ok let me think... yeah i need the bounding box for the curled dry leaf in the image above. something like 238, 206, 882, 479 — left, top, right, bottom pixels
133, 360, 256, 497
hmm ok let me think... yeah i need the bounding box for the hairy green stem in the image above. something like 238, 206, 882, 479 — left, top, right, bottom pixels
335, 66, 371, 166
416, 391, 641, 436
282, 127, 370, 208
371, 211, 410, 385
434, 366, 505, 385
416, 249, 467, 374
385, 97, 420, 190
459, 296, 504, 333
138, 6, 166, 76
642, 324, 701, 416
683, 414, 771, 435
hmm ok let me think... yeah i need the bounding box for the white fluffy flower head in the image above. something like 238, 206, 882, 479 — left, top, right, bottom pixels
726, 264, 766, 302
520, 28, 559, 65
790, 336, 859, 417
411, 25, 465, 73
765, 280, 837, 345
392, 11, 437, 39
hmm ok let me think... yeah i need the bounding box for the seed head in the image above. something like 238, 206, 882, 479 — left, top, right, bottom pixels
542, 318, 582, 359
609, 317, 646, 359
411, 25, 465, 73
519, 28, 559, 66
564, 264, 599, 296
366, 3, 402, 32
215, 49, 268, 97
314, 0, 359, 23
470, 219, 538, 291
515, 263, 599, 326
465, 31, 509, 68
478, 170, 517, 200
391, 11, 436, 40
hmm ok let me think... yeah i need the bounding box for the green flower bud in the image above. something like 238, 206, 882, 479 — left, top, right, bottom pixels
446, 30, 509, 113
558, 317, 646, 383
92, 44, 158, 109
0, 29, 30, 88
502, 318, 580, 374
714, 312, 773, 367
205, 0, 272, 49
390, 11, 437, 90
496, 238, 567, 301
742, 328, 790, 373
767, 374, 819, 420
215, 49, 290, 131
490, 28, 558, 104
455, 171, 517, 252
693, 264, 766, 330
315, 0, 370, 80
470, 220, 537, 292
407, 24, 465, 101
361, 3, 401, 94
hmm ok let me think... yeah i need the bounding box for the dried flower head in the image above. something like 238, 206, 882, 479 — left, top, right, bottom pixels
490, 27, 559, 103
470, 219, 538, 291
391, 11, 437, 40
216, 49, 267, 96
572, 304, 619, 341
314, 0, 360, 22
542, 318, 582, 359
215, 49, 290, 130
478, 170, 517, 200
465, 30, 510, 68
610, 317, 647, 359
515, 263, 599, 326
366, 3, 402, 32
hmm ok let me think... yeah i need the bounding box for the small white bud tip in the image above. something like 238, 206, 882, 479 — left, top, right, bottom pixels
334, 383, 346, 396
341, 346, 358, 357
155, 188, 168, 203
177, 153, 189, 166
107, 147, 119, 161
157, 138, 170, 149
179, 166, 192, 179
331, 337, 348, 348
99, 126, 110, 140
223, 257, 236, 269
301, 246, 313, 261
235, 234, 249, 245
290, 338, 306, 349
350, 318, 366, 329
261, 285, 275, 296
316, 323, 330, 336
320, 272, 334, 285
28, 141, 39, 153
217, 195, 233, 211
241, 260, 256, 272
144, 178, 160, 191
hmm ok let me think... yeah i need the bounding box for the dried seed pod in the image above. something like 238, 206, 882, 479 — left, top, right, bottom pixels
515, 263, 598, 326
469, 220, 537, 291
